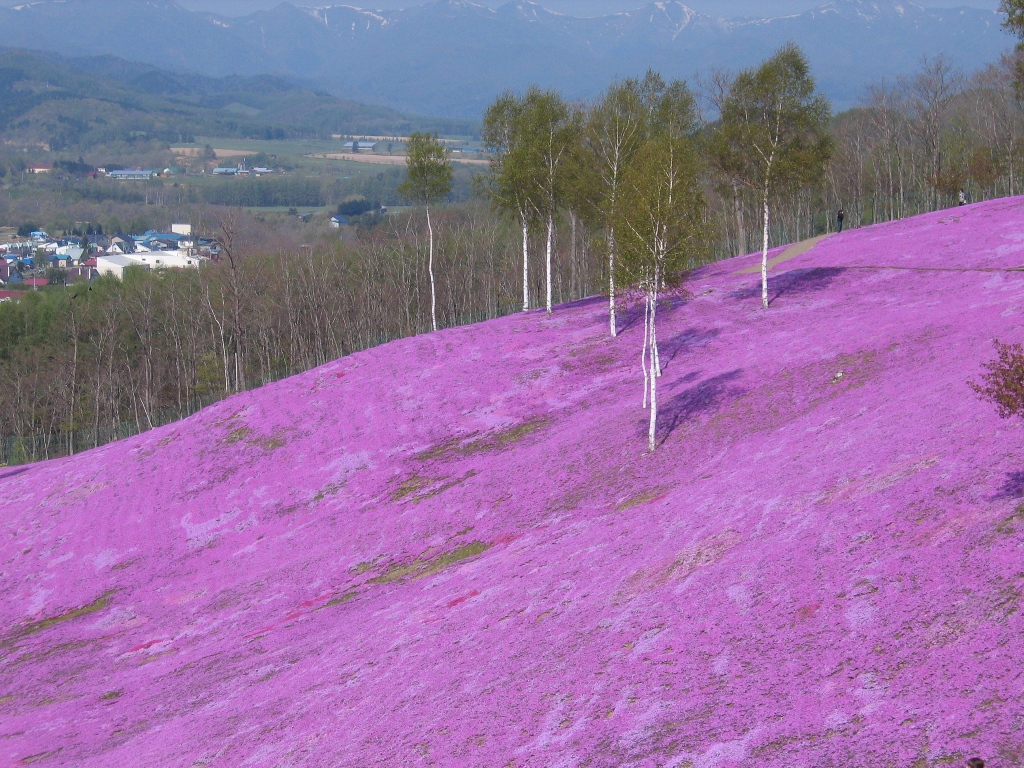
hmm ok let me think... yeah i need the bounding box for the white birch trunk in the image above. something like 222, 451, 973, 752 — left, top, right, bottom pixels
608, 227, 617, 337
648, 287, 659, 452
205, 289, 230, 394
641, 293, 650, 408
522, 216, 529, 312
426, 205, 437, 332
761, 193, 771, 309
652, 303, 661, 377
546, 214, 553, 314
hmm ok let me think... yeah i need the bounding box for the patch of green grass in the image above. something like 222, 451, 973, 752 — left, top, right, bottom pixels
222, 425, 287, 451
225, 427, 252, 444
415, 435, 477, 462
256, 435, 287, 451
616, 486, 669, 512
322, 590, 360, 608
416, 417, 550, 462
22, 750, 62, 764
368, 542, 491, 585
101, 690, 122, 701
389, 472, 476, 503
351, 557, 383, 574
21, 591, 114, 635
996, 504, 1024, 535
391, 474, 434, 501
312, 482, 343, 503
470, 418, 549, 453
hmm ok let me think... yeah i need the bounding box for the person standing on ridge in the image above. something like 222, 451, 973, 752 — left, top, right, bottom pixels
836, 208, 844, 233
959, 188, 968, 206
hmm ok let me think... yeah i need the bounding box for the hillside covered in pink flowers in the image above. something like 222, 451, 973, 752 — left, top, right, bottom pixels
4, 198, 1024, 767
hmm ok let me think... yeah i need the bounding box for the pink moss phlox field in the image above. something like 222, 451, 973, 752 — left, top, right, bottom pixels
5, 199, 1024, 767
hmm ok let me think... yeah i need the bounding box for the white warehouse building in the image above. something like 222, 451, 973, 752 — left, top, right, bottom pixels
96, 254, 149, 279
96, 250, 200, 279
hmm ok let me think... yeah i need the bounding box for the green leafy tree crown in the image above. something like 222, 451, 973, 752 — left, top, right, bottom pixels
713, 43, 833, 198
398, 132, 453, 206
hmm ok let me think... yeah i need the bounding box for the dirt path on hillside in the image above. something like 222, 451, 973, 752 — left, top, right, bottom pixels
734, 233, 833, 275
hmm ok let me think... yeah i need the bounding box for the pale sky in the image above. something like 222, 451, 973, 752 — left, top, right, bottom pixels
173, 0, 1000, 16
0, 0, 1001, 12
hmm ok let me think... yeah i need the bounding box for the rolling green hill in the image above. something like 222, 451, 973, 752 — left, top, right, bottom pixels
0, 48, 475, 153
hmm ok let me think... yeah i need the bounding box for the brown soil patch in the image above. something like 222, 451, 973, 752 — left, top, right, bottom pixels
735, 234, 833, 275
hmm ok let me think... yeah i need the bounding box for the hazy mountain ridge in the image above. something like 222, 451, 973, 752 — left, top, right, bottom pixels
0, 47, 472, 151
0, 0, 1012, 116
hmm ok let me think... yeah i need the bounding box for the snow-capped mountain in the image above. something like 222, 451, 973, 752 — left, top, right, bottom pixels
0, 0, 1011, 117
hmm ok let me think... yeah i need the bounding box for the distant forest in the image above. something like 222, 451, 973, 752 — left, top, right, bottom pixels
4, 47, 1024, 461
0, 169, 478, 234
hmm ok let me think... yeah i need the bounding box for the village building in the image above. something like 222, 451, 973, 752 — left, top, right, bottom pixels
96, 253, 149, 279
108, 169, 156, 180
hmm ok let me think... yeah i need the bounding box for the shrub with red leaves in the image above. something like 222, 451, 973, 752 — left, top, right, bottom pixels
971, 340, 1024, 418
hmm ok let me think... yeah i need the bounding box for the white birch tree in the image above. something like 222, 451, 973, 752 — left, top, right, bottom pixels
482, 92, 541, 312
520, 87, 580, 314
398, 131, 453, 332
616, 82, 711, 452
713, 44, 832, 309
583, 77, 649, 336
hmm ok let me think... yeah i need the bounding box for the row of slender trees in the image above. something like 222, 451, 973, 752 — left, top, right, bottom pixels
470, 45, 831, 448
470, 45, 1024, 447
8, 40, 1024, 458
400, 44, 1024, 448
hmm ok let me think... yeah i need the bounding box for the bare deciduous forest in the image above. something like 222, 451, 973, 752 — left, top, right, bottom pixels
3, 52, 1024, 463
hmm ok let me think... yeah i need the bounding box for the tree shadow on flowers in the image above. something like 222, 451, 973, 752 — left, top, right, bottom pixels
661, 327, 720, 372
992, 470, 1024, 500
728, 267, 847, 305
616, 292, 691, 333
0, 466, 31, 482
617, 302, 646, 333
655, 369, 745, 445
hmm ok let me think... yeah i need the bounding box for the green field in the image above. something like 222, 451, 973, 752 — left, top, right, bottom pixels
175, 136, 483, 175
